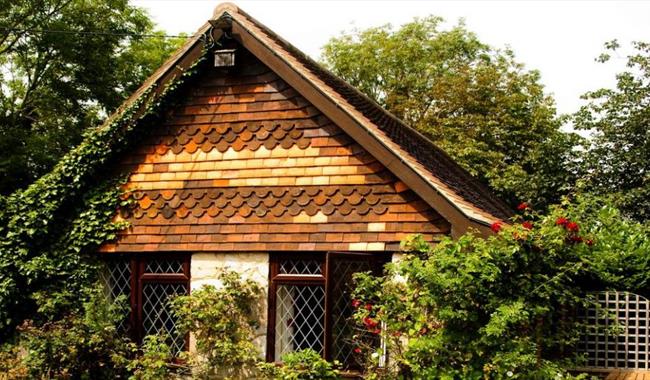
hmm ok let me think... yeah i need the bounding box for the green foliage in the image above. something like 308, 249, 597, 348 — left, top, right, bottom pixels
10, 284, 133, 379
0, 49, 208, 340
321, 17, 581, 208
170, 270, 263, 378
257, 349, 340, 380
0, 0, 185, 194
0, 342, 29, 379
350, 195, 649, 378
126, 335, 173, 380
573, 40, 650, 222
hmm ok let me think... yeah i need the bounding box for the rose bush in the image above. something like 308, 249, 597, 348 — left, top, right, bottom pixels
350, 195, 650, 379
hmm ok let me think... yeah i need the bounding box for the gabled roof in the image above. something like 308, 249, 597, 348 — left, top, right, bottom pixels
109, 2, 512, 236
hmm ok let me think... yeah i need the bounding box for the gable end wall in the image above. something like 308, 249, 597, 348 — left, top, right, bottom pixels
100, 46, 450, 253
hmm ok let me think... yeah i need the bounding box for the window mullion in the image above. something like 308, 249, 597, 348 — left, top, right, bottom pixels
324, 252, 333, 362
272, 275, 325, 286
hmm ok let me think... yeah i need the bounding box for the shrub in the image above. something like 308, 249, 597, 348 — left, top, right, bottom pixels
350, 195, 649, 379
257, 349, 340, 380
0, 342, 29, 379
170, 270, 263, 378
14, 284, 133, 379
126, 335, 173, 380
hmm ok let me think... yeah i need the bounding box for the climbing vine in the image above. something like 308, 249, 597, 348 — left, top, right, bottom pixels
0, 47, 210, 339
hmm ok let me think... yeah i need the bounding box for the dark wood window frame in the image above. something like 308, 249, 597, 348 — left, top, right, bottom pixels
102, 253, 191, 353
266, 251, 391, 364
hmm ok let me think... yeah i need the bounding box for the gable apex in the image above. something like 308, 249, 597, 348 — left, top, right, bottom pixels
212, 2, 239, 18
104, 2, 513, 237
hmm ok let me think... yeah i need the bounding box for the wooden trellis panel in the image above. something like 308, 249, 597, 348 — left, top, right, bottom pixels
578, 291, 650, 370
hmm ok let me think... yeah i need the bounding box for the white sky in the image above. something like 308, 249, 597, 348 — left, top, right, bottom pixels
131, 0, 650, 117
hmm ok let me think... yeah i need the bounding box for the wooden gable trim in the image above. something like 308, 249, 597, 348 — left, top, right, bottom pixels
99, 22, 221, 136
95, 2, 500, 238
224, 12, 488, 237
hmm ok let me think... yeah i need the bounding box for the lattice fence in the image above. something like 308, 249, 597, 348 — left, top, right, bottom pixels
577, 291, 650, 370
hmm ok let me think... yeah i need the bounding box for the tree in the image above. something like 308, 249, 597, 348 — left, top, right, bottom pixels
321, 17, 581, 209
0, 0, 184, 194
573, 40, 650, 222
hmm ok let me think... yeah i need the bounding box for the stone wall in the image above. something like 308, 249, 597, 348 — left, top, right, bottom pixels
189, 252, 269, 356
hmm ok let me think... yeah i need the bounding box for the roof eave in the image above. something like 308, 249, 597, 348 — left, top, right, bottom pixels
223, 7, 505, 236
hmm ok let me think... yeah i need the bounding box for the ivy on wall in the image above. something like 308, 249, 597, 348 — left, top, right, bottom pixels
0, 47, 209, 339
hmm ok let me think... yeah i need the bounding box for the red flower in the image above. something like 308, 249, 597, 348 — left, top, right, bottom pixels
364, 303, 373, 311
586, 239, 594, 246
566, 222, 580, 232
517, 202, 529, 211
522, 221, 533, 230
351, 299, 361, 308
555, 217, 569, 226
354, 347, 362, 354
490, 221, 503, 233
363, 317, 378, 329
371, 328, 381, 335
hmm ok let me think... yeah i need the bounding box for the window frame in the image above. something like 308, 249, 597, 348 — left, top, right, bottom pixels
266, 251, 391, 364
102, 253, 191, 350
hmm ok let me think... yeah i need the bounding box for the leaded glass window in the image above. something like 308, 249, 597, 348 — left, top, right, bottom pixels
102, 255, 189, 356
145, 259, 184, 274
142, 282, 188, 355
268, 252, 389, 369
279, 259, 323, 275
101, 258, 131, 301
330, 259, 374, 366
275, 285, 325, 358
101, 258, 132, 332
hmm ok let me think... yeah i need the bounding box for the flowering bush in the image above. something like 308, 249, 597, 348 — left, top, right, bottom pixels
350, 195, 650, 379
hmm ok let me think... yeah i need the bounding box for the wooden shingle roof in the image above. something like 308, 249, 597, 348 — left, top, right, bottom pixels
103, 3, 512, 239
237, 8, 512, 223
102, 48, 450, 252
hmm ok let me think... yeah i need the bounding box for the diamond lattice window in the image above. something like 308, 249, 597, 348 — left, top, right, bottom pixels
101, 259, 131, 300
275, 285, 325, 358
330, 259, 374, 365
269, 252, 389, 368
279, 259, 323, 275
145, 259, 184, 274
102, 255, 189, 356
142, 283, 188, 355
101, 259, 131, 332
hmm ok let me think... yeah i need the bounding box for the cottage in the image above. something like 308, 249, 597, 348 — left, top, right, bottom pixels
98, 2, 511, 367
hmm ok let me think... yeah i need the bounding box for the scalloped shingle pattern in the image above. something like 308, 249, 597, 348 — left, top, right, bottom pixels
100, 48, 450, 253
236, 11, 513, 222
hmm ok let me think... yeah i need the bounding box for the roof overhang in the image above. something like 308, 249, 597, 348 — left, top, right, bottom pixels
98, 2, 509, 238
